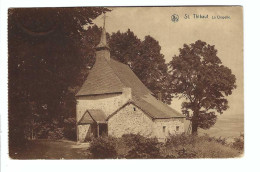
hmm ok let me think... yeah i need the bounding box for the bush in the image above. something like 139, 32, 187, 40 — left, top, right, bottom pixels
63, 118, 76, 141
198, 134, 227, 146
176, 147, 197, 158
35, 122, 64, 140
212, 137, 227, 145
87, 134, 241, 159
165, 133, 196, 147
47, 127, 64, 140
122, 134, 161, 159
84, 135, 95, 142
232, 133, 244, 151
89, 136, 117, 159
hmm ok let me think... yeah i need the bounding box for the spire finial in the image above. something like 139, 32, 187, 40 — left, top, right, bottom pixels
103, 12, 107, 28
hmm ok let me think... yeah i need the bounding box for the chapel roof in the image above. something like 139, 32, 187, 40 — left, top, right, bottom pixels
132, 94, 184, 119
76, 57, 152, 97
76, 54, 185, 119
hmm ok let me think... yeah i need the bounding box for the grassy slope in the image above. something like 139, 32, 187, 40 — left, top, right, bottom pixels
161, 134, 243, 158
10, 137, 242, 159
183, 140, 242, 158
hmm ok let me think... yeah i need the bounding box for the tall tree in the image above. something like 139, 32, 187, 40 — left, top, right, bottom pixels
78, 25, 103, 86
168, 40, 236, 134
8, 8, 109, 146
109, 30, 172, 104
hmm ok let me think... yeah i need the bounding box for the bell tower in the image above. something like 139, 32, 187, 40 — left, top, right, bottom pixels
95, 13, 110, 61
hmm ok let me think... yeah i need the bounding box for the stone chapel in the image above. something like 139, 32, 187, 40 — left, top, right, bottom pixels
75, 18, 186, 142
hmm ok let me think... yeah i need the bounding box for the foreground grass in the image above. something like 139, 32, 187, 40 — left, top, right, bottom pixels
9, 139, 90, 159
9, 134, 243, 159
161, 138, 242, 158
161, 134, 243, 158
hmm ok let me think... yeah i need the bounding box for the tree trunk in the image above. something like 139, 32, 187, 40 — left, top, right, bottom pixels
191, 119, 198, 135
191, 109, 199, 135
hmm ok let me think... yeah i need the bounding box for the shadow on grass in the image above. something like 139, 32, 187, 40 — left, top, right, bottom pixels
9, 139, 91, 159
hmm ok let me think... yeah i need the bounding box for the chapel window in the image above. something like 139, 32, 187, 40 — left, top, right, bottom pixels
176, 126, 180, 131
163, 126, 166, 133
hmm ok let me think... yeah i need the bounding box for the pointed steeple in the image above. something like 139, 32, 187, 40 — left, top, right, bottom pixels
96, 13, 109, 50
95, 13, 110, 61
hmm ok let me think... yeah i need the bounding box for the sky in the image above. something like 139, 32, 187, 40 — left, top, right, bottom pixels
92, 7, 243, 119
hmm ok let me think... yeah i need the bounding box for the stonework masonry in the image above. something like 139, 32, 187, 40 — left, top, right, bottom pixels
76, 91, 131, 142
108, 103, 185, 139
76, 92, 129, 122
108, 104, 154, 137
77, 92, 185, 141
153, 118, 185, 140
78, 124, 90, 142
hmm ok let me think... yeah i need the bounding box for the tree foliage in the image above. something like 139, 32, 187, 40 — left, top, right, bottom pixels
108, 29, 172, 104
168, 40, 236, 134
8, 7, 171, 147
8, 8, 109, 146
9, 8, 236, 143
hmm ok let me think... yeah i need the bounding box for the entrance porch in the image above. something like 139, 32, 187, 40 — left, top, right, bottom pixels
77, 109, 107, 142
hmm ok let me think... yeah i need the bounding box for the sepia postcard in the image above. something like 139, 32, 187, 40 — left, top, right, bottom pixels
7, 6, 243, 159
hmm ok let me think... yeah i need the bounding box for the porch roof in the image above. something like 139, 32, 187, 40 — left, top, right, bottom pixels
78, 109, 107, 124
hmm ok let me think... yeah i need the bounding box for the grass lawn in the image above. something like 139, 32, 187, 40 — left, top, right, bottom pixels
9, 139, 90, 159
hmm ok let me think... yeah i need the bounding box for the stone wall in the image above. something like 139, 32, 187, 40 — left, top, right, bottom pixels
76, 91, 131, 142
153, 118, 185, 140
76, 92, 185, 141
108, 104, 154, 137
76, 93, 128, 122
108, 103, 185, 139
78, 124, 91, 142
